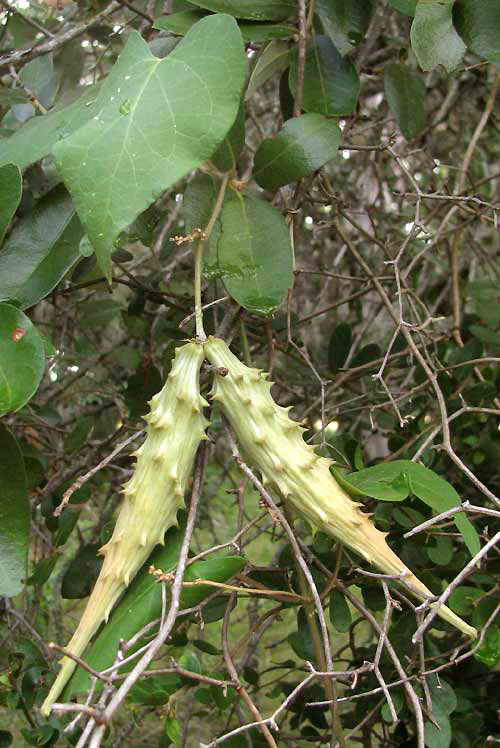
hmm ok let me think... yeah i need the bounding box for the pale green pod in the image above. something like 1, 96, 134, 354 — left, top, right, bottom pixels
204, 336, 476, 640
41, 342, 208, 716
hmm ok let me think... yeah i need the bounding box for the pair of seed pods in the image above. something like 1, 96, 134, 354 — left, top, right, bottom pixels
41, 337, 475, 717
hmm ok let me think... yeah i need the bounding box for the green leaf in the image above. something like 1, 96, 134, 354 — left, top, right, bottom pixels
246, 40, 290, 100
328, 322, 352, 373
0, 185, 84, 309
0, 730, 13, 748
388, 0, 417, 14
426, 534, 453, 566
186, 0, 295, 21
165, 718, 182, 748
61, 544, 103, 599
0, 163, 22, 247
411, 0, 466, 73
454, 0, 500, 64
129, 674, 183, 705
449, 585, 482, 616
315, 0, 375, 56
218, 192, 293, 315
0, 304, 45, 414
384, 63, 426, 139
427, 674, 457, 716
0, 89, 29, 107
253, 114, 340, 191
424, 702, 452, 748
474, 625, 500, 668
345, 460, 480, 557
19, 54, 59, 112
289, 36, 360, 115
329, 589, 352, 632
351, 343, 381, 367
211, 101, 245, 172
53, 16, 245, 280
0, 84, 99, 171
154, 11, 295, 42
64, 535, 245, 698
0, 423, 29, 597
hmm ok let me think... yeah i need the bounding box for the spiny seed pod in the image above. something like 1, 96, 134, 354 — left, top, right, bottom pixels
41, 342, 208, 716
204, 336, 476, 639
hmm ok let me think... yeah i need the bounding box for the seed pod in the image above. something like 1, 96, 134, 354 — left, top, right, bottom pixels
204, 336, 476, 639
41, 342, 208, 716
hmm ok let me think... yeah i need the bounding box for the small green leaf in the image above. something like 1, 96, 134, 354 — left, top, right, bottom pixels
449, 586, 482, 616
0, 424, 29, 597
0, 185, 84, 309
53, 16, 245, 280
426, 535, 453, 566
0, 730, 13, 748
424, 702, 451, 748
19, 54, 59, 111
129, 674, 182, 706
0, 89, 29, 106
384, 63, 426, 139
346, 465, 410, 502
253, 114, 340, 191
27, 556, 57, 587
454, 0, 500, 64
186, 0, 295, 21
289, 36, 360, 115
315, 0, 375, 56
427, 674, 457, 716
411, 0, 466, 72
329, 589, 352, 632
218, 192, 293, 316
350, 343, 380, 367
0, 304, 45, 414
246, 40, 290, 100
0, 163, 22, 247
474, 625, 500, 668
192, 639, 221, 655
328, 323, 352, 373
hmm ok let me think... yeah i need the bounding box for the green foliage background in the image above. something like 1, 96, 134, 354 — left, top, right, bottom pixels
0, 0, 499, 746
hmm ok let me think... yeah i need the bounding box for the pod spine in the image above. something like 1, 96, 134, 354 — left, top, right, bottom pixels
204, 336, 476, 640
41, 341, 208, 716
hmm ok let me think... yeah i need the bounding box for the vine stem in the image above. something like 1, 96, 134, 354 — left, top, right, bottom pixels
194, 173, 229, 341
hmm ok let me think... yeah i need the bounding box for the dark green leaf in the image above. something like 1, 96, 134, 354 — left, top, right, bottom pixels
211, 101, 246, 172
384, 63, 426, 139
61, 544, 103, 599
329, 589, 352, 632
27, 556, 57, 587
63, 416, 94, 454
218, 192, 293, 315
424, 702, 451, 748
20, 726, 58, 747
454, 0, 500, 64
315, 0, 375, 56
186, 0, 295, 21
449, 586, 482, 616
474, 625, 500, 668
328, 323, 352, 373
289, 36, 360, 115
0, 84, 99, 171
0, 304, 45, 414
427, 674, 457, 716
78, 298, 125, 329
0, 163, 22, 247
54, 16, 245, 280
388, 0, 416, 14
154, 11, 295, 42
125, 366, 163, 420
246, 40, 290, 100
253, 114, 340, 191
0, 731, 13, 748
129, 674, 183, 705
0, 185, 84, 309
350, 343, 380, 367
426, 535, 453, 566
0, 424, 29, 597
411, 0, 466, 72
192, 639, 221, 655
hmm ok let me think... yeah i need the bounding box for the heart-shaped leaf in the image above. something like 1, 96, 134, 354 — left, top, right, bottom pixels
53, 15, 245, 280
